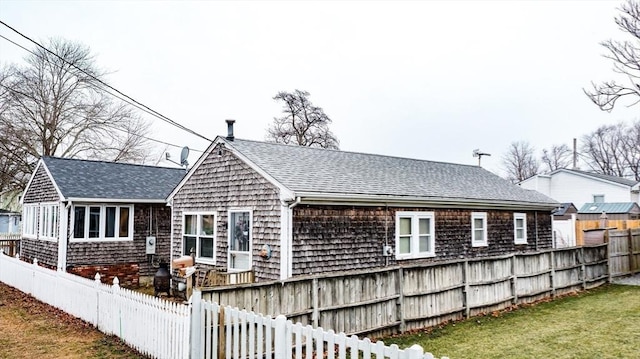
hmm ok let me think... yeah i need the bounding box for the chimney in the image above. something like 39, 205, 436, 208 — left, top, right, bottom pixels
226, 119, 235, 141
572, 138, 577, 169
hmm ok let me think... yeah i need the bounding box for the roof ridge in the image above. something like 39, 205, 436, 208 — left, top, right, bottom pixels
42, 156, 184, 172
230, 138, 481, 169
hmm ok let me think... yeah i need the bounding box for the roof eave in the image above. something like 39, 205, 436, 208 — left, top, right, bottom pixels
65, 197, 168, 204
293, 192, 559, 210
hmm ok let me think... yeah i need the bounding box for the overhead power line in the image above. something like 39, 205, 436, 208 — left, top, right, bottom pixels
0, 20, 212, 142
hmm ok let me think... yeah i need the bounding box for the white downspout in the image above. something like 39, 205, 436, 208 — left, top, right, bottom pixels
280, 197, 300, 280
57, 201, 72, 271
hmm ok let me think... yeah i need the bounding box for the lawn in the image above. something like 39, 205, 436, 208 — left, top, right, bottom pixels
382, 284, 640, 358
0, 282, 144, 359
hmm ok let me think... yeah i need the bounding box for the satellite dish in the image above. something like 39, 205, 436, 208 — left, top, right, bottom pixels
180, 146, 190, 167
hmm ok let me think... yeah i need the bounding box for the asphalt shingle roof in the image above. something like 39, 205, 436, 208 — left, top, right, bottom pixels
224, 139, 557, 206
562, 169, 638, 187
578, 202, 640, 214
42, 157, 185, 201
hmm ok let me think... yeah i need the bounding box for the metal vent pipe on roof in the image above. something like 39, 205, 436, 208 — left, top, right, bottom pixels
226, 119, 235, 141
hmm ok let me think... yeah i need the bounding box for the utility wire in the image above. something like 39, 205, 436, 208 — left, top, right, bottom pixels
0, 20, 212, 142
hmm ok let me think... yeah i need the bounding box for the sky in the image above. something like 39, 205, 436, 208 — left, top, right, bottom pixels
0, 0, 638, 176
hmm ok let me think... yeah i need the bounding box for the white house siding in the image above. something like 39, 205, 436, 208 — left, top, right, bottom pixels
521, 171, 633, 209
171, 149, 282, 281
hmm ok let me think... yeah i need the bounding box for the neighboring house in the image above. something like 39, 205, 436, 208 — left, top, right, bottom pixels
577, 202, 640, 221
20, 157, 185, 286
167, 122, 558, 282
519, 169, 640, 209
0, 209, 21, 234
0, 188, 22, 213
0, 189, 22, 234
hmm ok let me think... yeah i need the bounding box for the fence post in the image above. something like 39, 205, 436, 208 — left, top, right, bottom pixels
550, 251, 556, 298
94, 273, 101, 328
463, 260, 470, 319
605, 230, 612, 283
190, 289, 202, 359
580, 247, 586, 290
397, 266, 406, 333
312, 277, 319, 327
628, 229, 634, 275
510, 255, 518, 305
274, 315, 287, 358
406, 344, 426, 359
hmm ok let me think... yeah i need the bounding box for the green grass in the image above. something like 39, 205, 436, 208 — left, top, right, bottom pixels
382, 285, 640, 358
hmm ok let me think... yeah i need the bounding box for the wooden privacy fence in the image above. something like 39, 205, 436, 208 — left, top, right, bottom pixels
202, 246, 609, 337
191, 291, 446, 359
607, 228, 640, 279
0, 250, 190, 359
575, 219, 640, 245
0, 234, 20, 257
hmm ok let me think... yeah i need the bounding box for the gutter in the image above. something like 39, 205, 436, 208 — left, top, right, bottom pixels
293, 192, 558, 211
66, 197, 168, 204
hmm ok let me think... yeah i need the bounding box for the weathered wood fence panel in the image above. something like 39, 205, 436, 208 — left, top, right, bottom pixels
607, 228, 640, 278
201, 246, 609, 338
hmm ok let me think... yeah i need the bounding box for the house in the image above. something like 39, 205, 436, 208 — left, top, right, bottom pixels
518, 169, 640, 209
20, 156, 185, 286
577, 202, 640, 221
167, 121, 558, 282
0, 189, 22, 234
0, 209, 21, 234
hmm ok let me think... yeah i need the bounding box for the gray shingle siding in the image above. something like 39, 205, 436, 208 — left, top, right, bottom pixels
291, 205, 552, 276
171, 151, 282, 281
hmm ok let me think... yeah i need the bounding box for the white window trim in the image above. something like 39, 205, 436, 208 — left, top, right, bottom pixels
228, 209, 253, 272
38, 202, 59, 242
514, 212, 527, 245
70, 204, 134, 242
22, 204, 38, 239
395, 211, 436, 260
592, 194, 605, 203
471, 212, 488, 247
182, 212, 217, 265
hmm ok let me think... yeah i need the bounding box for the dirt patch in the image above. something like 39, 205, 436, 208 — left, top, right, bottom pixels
0, 282, 145, 359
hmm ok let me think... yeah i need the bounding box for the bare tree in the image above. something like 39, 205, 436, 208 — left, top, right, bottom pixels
266, 90, 339, 149
0, 38, 151, 194
502, 141, 540, 183
621, 120, 640, 180
585, 0, 640, 111
580, 123, 628, 177
541, 144, 573, 172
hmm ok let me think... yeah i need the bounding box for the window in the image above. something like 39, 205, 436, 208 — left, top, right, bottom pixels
514, 213, 527, 244
183, 213, 216, 264
23, 204, 38, 237
395, 211, 436, 259
229, 210, 251, 271
593, 194, 605, 203
72, 204, 133, 241
471, 212, 488, 247
39, 203, 59, 240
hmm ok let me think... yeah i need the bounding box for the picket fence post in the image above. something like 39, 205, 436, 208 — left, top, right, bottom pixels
94, 273, 101, 328
274, 315, 288, 358
190, 289, 202, 359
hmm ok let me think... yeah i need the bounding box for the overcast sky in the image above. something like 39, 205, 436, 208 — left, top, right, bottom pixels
1, 0, 638, 175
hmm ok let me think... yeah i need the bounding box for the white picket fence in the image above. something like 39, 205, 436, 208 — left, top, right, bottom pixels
0, 250, 190, 358
0, 250, 443, 359
191, 290, 446, 359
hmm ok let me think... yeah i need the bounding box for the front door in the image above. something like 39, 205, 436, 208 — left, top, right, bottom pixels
228, 210, 251, 271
